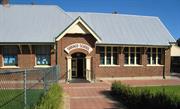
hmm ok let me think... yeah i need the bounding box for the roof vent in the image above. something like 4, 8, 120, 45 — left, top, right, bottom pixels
1, 0, 9, 6
112, 11, 118, 14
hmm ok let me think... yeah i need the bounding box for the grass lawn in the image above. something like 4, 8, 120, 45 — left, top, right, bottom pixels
136, 85, 180, 97
0, 89, 44, 109
111, 82, 180, 109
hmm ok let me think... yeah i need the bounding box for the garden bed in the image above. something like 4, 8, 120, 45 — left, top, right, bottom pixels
111, 82, 180, 109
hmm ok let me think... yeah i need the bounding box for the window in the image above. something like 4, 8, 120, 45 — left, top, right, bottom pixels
3, 46, 18, 66
113, 47, 118, 64
99, 46, 118, 65
147, 48, 151, 64
100, 47, 105, 65
124, 47, 141, 65
36, 46, 50, 65
124, 47, 129, 64
136, 48, 141, 65
158, 48, 163, 64
152, 48, 156, 64
106, 47, 111, 65
130, 48, 135, 64
147, 48, 163, 65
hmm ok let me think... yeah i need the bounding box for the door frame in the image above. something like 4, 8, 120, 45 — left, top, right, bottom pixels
66, 54, 91, 82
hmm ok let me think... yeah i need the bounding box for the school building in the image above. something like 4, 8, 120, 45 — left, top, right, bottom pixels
0, 1, 176, 82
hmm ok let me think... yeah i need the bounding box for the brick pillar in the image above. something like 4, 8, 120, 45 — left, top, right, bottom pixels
18, 54, 35, 69
119, 47, 124, 66
0, 46, 2, 67
51, 53, 56, 66
164, 48, 171, 76
142, 47, 147, 66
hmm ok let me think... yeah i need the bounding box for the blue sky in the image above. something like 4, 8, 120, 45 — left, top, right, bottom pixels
10, 0, 180, 40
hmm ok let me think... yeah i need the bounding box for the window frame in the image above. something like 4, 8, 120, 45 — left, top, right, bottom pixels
99, 46, 119, 66
35, 46, 51, 66
2, 46, 18, 67
147, 48, 163, 66
124, 47, 142, 66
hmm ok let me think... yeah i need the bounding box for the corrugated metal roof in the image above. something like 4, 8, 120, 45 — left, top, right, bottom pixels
0, 5, 73, 43
67, 12, 175, 46
0, 5, 175, 46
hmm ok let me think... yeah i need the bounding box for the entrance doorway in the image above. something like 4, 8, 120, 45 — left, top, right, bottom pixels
71, 53, 86, 78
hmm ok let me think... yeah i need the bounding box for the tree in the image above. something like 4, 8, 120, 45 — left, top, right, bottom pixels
177, 38, 180, 46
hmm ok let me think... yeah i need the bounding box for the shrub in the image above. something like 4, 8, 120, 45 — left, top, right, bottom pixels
111, 82, 180, 109
35, 84, 63, 109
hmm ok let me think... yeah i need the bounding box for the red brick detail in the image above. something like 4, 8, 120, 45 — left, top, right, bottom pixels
51, 53, 56, 66
57, 34, 97, 79
95, 47, 170, 77
164, 48, 171, 76
0, 46, 2, 67
18, 54, 35, 68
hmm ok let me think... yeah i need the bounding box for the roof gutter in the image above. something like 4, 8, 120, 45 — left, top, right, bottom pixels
0, 42, 55, 45
96, 43, 170, 48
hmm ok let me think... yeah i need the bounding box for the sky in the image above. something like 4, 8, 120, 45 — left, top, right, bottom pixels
9, 0, 180, 40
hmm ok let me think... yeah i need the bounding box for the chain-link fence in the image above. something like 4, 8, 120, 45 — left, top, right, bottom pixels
0, 65, 60, 109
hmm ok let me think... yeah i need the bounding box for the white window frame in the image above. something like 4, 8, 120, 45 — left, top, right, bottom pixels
147, 48, 163, 66
99, 46, 119, 66
124, 47, 141, 66
34, 46, 51, 68
1, 46, 19, 68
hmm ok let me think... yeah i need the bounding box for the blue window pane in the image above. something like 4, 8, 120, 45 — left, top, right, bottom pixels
4, 55, 17, 66
36, 55, 50, 65
124, 53, 128, 64
100, 53, 105, 64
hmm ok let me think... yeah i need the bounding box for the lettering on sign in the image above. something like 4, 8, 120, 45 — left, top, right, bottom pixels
64, 43, 93, 54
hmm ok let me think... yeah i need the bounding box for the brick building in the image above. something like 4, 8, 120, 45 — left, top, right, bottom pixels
0, 2, 175, 82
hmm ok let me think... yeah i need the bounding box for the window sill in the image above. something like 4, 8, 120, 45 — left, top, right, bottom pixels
0, 66, 20, 69
34, 65, 51, 68
147, 64, 164, 66
99, 65, 120, 67
124, 64, 143, 67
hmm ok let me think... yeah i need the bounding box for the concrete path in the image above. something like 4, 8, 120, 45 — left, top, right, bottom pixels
62, 82, 126, 109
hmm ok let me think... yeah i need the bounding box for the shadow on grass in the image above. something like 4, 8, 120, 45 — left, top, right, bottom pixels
100, 90, 128, 109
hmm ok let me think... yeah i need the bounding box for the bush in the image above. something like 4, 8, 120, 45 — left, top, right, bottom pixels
111, 82, 180, 109
35, 84, 63, 109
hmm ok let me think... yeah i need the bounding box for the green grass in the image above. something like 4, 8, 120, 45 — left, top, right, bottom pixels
136, 85, 180, 97
0, 89, 44, 109
111, 82, 180, 109
35, 84, 63, 109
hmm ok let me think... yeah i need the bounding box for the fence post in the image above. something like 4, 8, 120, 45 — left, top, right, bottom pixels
24, 69, 27, 109
44, 70, 48, 92
56, 66, 59, 82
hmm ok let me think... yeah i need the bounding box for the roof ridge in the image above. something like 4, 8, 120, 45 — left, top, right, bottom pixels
0, 4, 58, 7
67, 11, 158, 19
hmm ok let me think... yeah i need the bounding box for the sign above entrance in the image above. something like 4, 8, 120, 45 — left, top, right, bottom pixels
64, 43, 93, 54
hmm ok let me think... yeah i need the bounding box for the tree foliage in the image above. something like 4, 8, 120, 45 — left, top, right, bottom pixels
177, 38, 180, 46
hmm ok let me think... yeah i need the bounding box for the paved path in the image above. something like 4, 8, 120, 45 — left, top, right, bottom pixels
62, 82, 126, 109
62, 78, 180, 109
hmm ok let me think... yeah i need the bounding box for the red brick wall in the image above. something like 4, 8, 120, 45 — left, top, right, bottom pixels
57, 34, 97, 79
57, 34, 171, 79
18, 54, 35, 68
0, 45, 55, 69
164, 48, 171, 76
0, 38, 171, 79
95, 46, 170, 78
0, 46, 3, 67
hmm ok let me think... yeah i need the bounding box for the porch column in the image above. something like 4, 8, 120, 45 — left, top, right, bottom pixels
86, 56, 91, 81
66, 56, 72, 81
